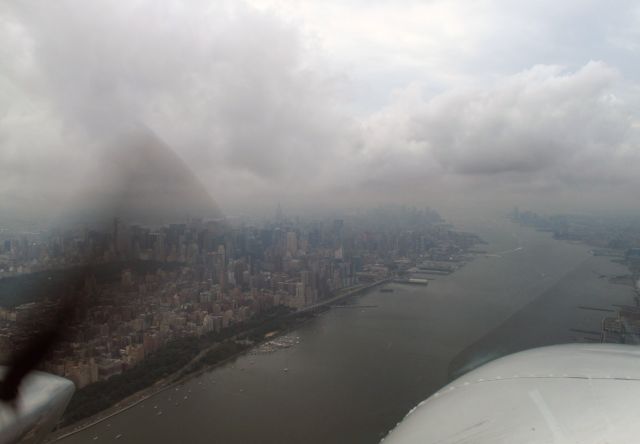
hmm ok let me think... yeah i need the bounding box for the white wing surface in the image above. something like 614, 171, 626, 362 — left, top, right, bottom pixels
384, 344, 640, 444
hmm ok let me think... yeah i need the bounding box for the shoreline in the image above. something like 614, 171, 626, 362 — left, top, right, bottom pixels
48, 342, 257, 442
446, 226, 639, 380
47, 279, 391, 442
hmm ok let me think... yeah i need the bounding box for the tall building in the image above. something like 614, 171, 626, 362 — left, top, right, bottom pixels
286, 231, 297, 256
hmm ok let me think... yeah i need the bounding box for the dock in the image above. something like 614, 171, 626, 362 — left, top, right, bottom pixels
392, 278, 429, 285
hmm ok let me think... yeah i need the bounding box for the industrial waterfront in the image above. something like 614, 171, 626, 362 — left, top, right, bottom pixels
56, 218, 637, 443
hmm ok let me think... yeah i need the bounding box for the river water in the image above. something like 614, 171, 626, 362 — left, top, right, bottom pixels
58, 219, 636, 443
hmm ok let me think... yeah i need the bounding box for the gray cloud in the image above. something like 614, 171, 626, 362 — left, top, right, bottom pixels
1, 1, 640, 220
411, 62, 635, 178
1, 1, 355, 214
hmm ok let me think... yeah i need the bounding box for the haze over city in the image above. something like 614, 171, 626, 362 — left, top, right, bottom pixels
2, 0, 640, 223
5, 3, 640, 444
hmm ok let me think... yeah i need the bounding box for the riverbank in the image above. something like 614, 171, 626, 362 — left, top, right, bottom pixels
48, 341, 254, 442
446, 246, 638, 380
47, 279, 391, 442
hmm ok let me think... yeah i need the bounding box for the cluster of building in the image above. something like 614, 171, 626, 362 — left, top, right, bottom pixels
0, 207, 479, 389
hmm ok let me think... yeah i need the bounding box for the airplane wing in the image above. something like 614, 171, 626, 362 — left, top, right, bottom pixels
0, 368, 74, 444
383, 343, 640, 443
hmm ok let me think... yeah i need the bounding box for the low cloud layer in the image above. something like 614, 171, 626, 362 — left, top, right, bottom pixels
1, 0, 640, 221
368, 62, 638, 182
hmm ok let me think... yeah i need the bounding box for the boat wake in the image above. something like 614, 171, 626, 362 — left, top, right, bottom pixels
486, 246, 523, 258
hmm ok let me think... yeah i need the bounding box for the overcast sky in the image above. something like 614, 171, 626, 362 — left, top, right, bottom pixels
2, 0, 640, 220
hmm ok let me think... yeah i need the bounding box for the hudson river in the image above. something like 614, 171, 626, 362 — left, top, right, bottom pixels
58, 218, 636, 443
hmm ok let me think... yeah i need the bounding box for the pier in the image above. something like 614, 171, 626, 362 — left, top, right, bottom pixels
297, 279, 392, 315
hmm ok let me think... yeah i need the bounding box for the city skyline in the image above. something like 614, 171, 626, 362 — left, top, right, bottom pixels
0, 203, 487, 431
